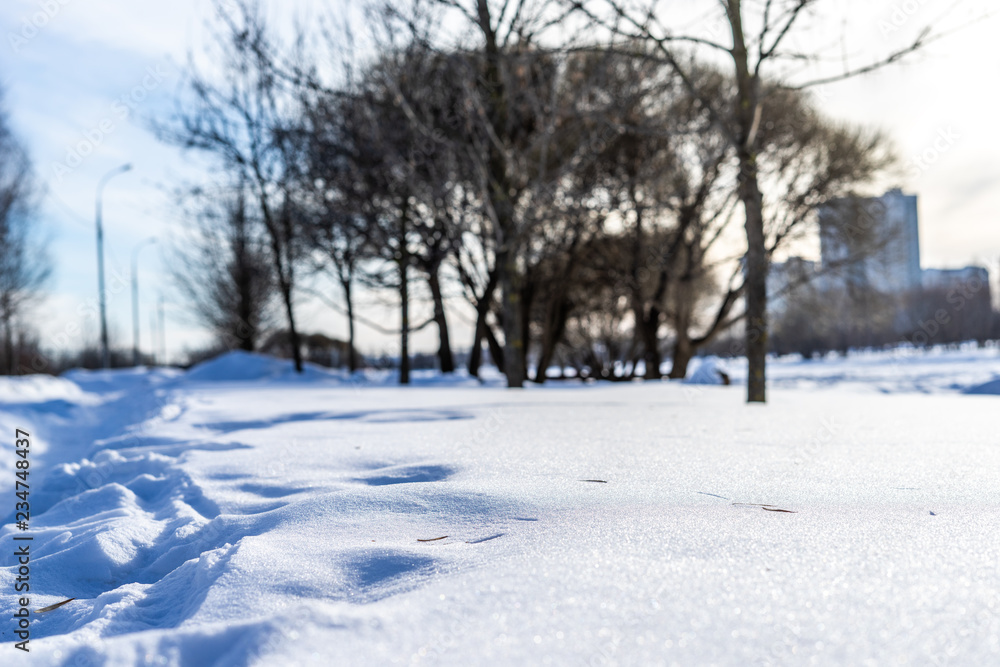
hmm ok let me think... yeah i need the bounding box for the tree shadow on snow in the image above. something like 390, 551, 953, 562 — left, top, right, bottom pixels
200, 407, 474, 433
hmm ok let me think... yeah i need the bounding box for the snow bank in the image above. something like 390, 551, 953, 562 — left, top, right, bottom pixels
184, 350, 336, 383
964, 377, 1000, 395
61, 367, 182, 397
719, 344, 1000, 394
185, 351, 296, 382
684, 356, 731, 385
0, 375, 91, 404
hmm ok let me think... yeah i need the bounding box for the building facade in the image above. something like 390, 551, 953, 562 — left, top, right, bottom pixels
818, 188, 922, 294
769, 188, 995, 353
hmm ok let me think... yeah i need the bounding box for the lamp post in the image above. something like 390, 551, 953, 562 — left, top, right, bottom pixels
131, 237, 157, 366
149, 311, 158, 366
158, 294, 166, 365
95, 163, 132, 369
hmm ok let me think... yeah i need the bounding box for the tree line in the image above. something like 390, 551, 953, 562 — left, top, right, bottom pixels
1, 1, 974, 402
152, 0, 925, 396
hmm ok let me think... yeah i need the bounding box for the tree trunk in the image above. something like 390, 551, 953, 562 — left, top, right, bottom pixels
638, 311, 662, 380
399, 218, 410, 385
497, 246, 526, 387
233, 215, 256, 352
533, 298, 571, 383
341, 278, 358, 372
3, 318, 12, 375
467, 269, 498, 377
237, 271, 255, 352
475, 0, 523, 388
736, 150, 767, 401
469, 315, 486, 377
427, 266, 455, 373
668, 335, 695, 379
484, 318, 505, 372
280, 282, 302, 373
727, 0, 767, 403
669, 275, 696, 379
519, 278, 534, 378
260, 195, 302, 373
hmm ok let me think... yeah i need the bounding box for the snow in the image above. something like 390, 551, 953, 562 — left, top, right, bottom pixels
740, 342, 1000, 394
183, 351, 340, 384
0, 376, 94, 405
965, 378, 1000, 395
684, 356, 731, 385
2, 346, 1000, 665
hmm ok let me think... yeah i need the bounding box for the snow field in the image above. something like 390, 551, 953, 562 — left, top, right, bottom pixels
1, 349, 999, 665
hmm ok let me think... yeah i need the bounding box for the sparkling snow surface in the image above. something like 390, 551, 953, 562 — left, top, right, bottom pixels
3, 348, 1000, 666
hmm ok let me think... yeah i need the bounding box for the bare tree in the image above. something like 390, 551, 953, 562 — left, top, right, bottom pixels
399, 0, 589, 388
555, 48, 891, 380
571, 0, 942, 401
583, 56, 733, 379
330, 59, 422, 384
0, 91, 49, 375
375, 2, 644, 385
156, 0, 306, 371
359, 45, 467, 376
303, 33, 480, 382
665, 84, 894, 377
296, 92, 368, 373
169, 183, 276, 352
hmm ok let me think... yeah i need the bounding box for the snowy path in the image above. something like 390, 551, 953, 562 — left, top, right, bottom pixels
2, 351, 1000, 665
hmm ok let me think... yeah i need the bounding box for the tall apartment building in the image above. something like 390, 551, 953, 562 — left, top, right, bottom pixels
818, 188, 922, 293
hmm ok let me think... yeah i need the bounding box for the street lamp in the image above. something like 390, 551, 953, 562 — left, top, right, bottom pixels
158, 293, 166, 365
131, 237, 157, 366
95, 162, 132, 369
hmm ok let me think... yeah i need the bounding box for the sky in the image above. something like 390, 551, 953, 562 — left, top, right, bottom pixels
1, 0, 998, 365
